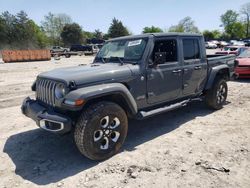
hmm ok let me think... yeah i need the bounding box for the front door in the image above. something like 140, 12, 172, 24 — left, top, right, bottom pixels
147, 38, 182, 104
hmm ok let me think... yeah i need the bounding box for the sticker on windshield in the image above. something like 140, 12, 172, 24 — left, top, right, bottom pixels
128, 39, 142, 47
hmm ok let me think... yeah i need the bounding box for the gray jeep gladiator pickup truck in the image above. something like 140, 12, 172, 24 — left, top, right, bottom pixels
21, 33, 236, 160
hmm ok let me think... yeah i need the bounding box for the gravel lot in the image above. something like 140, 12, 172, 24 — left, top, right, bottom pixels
0, 52, 250, 188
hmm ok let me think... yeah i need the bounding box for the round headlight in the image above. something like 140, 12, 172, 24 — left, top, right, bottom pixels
55, 83, 66, 99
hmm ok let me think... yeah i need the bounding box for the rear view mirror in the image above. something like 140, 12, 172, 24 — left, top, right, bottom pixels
154, 52, 166, 65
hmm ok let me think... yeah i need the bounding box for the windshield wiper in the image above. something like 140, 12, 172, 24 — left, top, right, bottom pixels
108, 56, 124, 65
101, 57, 106, 63
123, 60, 137, 65
99, 56, 137, 65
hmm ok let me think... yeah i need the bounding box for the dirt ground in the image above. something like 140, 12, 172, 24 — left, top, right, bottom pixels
0, 53, 250, 188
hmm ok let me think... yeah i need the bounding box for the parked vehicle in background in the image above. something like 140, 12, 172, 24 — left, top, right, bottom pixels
22, 33, 236, 160
205, 41, 217, 49
88, 44, 99, 54
215, 46, 248, 56
210, 40, 220, 46
235, 49, 250, 78
218, 41, 229, 48
50, 46, 69, 53
70, 44, 99, 55
70, 44, 88, 52
96, 44, 104, 50
244, 39, 250, 47
229, 40, 245, 46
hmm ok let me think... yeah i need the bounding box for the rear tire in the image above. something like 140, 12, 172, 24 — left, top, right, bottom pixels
74, 101, 128, 160
205, 78, 228, 110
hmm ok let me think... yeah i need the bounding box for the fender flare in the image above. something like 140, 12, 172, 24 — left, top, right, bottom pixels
64, 83, 138, 115
205, 64, 229, 90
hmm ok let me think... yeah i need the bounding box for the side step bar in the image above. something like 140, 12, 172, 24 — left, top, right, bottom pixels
136, 99, 191, 120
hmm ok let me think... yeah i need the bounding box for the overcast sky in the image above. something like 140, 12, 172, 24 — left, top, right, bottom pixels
0, 0, 249, 34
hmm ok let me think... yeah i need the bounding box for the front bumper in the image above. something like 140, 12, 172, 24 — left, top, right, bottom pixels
235, 67, 250, 78
21, 97, 72, 134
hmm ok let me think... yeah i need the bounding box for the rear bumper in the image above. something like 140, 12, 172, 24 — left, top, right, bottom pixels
21, 97, 72, 134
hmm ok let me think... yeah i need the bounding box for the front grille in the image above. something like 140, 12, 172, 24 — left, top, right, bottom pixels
36, 78, 57, 106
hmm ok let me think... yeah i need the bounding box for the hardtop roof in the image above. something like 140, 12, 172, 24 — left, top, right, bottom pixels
108, 32, 203, 41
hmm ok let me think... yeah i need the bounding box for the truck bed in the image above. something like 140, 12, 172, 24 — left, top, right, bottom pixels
207, 54, 235, 60
207, 54, 236, 78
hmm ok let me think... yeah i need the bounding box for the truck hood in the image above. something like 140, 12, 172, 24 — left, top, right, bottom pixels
38, 63, 134, 86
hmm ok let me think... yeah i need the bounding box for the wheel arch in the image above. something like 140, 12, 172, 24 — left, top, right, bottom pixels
205, 65, 229, 90
64, 83, 138, 116
84, 94, 137, 117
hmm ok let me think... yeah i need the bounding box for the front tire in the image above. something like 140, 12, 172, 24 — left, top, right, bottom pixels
205, 78, 228, 110
74, 101, 128, 160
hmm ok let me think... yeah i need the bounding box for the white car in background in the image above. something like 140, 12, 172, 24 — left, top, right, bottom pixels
210, 40, 220, 45
219, 41, 229, 47
205, 41, 217, 49
230, 40, 245, 46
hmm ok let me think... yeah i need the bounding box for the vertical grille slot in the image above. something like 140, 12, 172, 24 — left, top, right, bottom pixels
36, 79, 57, 106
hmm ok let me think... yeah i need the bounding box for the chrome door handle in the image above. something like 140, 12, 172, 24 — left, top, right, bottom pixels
194, 66, 202, 70
172, 69, 182, 73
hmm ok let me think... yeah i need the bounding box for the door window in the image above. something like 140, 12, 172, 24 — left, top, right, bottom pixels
152, 39, 178, 63
183, 39, 200, 60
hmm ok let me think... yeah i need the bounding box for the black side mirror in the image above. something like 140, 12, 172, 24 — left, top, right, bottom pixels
154, 52, 166, 65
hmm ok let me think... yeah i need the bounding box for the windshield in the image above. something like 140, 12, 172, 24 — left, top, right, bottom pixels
238, 49, 250, 58
96, 38, 148, 62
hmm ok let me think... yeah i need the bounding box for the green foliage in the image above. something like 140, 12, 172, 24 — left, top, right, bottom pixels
240, 2, 250, 37
221, 10, 238, 28
0, 16, 7, 44
93, 29, 103, 39
203, 30, 222, 40
1, 11, 17, 46
103, 33, 110, 40
168, 17, 200, 33
41, 12, 72, 46
82, 31, 94, 44
0, 11, 49, 49
83, 31, 94, 39
142, 26, 163, 33
26, 20, 49, 48
203, 30, 214, 40
227, 22, 245, 39
1, 5, 249, 51
221, 10, 246, 39
107, 18, 129, 38
61, 23, 83, 46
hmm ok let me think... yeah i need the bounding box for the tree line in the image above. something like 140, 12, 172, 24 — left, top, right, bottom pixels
0, 2, 249, 50
0, 11, 130, 50
143, 2, 250, 41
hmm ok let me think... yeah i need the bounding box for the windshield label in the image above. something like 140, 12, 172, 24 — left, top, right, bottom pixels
128, 39, 142, 47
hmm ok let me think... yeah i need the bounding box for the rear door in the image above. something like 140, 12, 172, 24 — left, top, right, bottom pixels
146, 37, 182, 104
181, 38, 207, 96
